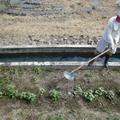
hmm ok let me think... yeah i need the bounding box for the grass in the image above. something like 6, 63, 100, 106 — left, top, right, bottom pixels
47, 114, 63, 120
0, 0, 115, 43
112, 67, 120, 72
31, 66, 42, 75
7, 112, 13, 120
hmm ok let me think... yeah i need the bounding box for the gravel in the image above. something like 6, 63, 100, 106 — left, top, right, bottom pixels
0, 35, 100, 46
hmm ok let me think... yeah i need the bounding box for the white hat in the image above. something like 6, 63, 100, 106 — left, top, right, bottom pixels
117, 11, 120, 16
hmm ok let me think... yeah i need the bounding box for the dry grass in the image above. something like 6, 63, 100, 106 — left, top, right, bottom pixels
0, 0, 120, 43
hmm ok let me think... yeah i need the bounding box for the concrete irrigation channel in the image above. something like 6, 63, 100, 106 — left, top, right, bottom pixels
0, 45, 119, 68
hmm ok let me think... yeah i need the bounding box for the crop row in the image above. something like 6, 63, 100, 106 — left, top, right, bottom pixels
0, 83, 120, 103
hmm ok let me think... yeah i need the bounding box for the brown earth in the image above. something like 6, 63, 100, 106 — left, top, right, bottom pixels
0, 0, 120, 45
0, 66, 120, 120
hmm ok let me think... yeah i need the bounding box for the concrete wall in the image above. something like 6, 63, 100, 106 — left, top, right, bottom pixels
0, 45, 119, 54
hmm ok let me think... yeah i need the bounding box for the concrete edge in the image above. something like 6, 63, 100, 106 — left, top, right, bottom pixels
0, 45, 120, 54
0, 61, 120, 68
0, 45, 96, 48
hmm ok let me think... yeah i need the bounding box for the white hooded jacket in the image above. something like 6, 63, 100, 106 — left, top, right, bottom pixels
116, 0, 120, 5
102, 16, 120, 48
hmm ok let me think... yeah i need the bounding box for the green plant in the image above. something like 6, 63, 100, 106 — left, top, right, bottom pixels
0, 77, 10, 91
17, 92, 36, 102
0, 91, 3, 98
38, 86, 45, 96
31, 75, 38, 84
32, 66, 42, 75
83, 89, 95, 102
49, 89, 62, 101
105, 90, 115, 100
4, 83, 17, 98
0, 78, 4, 87
72, 85, 83, 97
9, 67, 22, 77
116, 89, 120, 97
94, 87, 105, 96
112, 67, 120, 72
47, 114, 63, 120
55, 114, 63, 120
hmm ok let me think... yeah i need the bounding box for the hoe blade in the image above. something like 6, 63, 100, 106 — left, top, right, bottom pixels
64, 70, 74, 81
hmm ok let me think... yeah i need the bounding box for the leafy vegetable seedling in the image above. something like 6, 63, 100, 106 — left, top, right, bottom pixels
4, 83, 17, 98
105, 90, 115, 100
38, 86, 46, 96
72, 85, 83, 97
83, 90, 95, 102
94, 87, 105, 96
49, 89, 62, 102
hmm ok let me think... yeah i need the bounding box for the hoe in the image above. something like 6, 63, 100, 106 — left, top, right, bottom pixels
64, 48, 110, 80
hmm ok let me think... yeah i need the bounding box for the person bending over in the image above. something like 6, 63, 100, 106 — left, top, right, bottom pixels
88, 12, 120, 68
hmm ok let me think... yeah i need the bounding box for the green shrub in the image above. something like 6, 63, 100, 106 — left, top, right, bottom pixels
4, 83, 17, 98
0, 78, 5, 87
17, 92, 36, 102
94, 87, 105, 96
49, 89, 62, 101
38, 86, 45, 96
83, 90, 95, 102
0, 91, 3, 98
116, 89, 120, 97
32, 66, 42, 74
72, 85, 83, 97
105, 90, 115, 100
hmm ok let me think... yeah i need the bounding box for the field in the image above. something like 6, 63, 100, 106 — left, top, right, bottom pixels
0, 0, 120, 45
0, 66, 120, 120
0, 0, 120, 120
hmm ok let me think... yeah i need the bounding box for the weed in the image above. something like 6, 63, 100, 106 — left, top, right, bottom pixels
38, 86, 46, 96
7, 112, 13, 120
32, 66, 42, 75
47, 114, 63, 120
55, 114, 63, 120
31, 75, 38, 84
0, 91, 3, 98
0, 77, 10, 90
111, 118, 120, 120
116, 89, 120, 97
112, 67, 120, 72
0, 77, 5, 90
84, 70, 92, 78
49, 89, 62, 102
47, 115, 52, 120
9, 67, 22, 77
72, 85, 83, 97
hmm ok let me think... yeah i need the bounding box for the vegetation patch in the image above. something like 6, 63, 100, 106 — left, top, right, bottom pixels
4, 83, 17, 98
0, 66, 119, 119
72, 85, 83, 97
49, 89, 62, 102
16, 91, 36, 102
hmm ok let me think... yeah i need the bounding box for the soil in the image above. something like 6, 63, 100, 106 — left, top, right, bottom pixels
0, 0, 120, 46
0, 0, 120, 120
0, 66, 120, 120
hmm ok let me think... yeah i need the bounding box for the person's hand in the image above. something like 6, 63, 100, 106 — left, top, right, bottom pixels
113, 39, 119, 45
109, 43, 117, 54
108, 43, 114, 53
